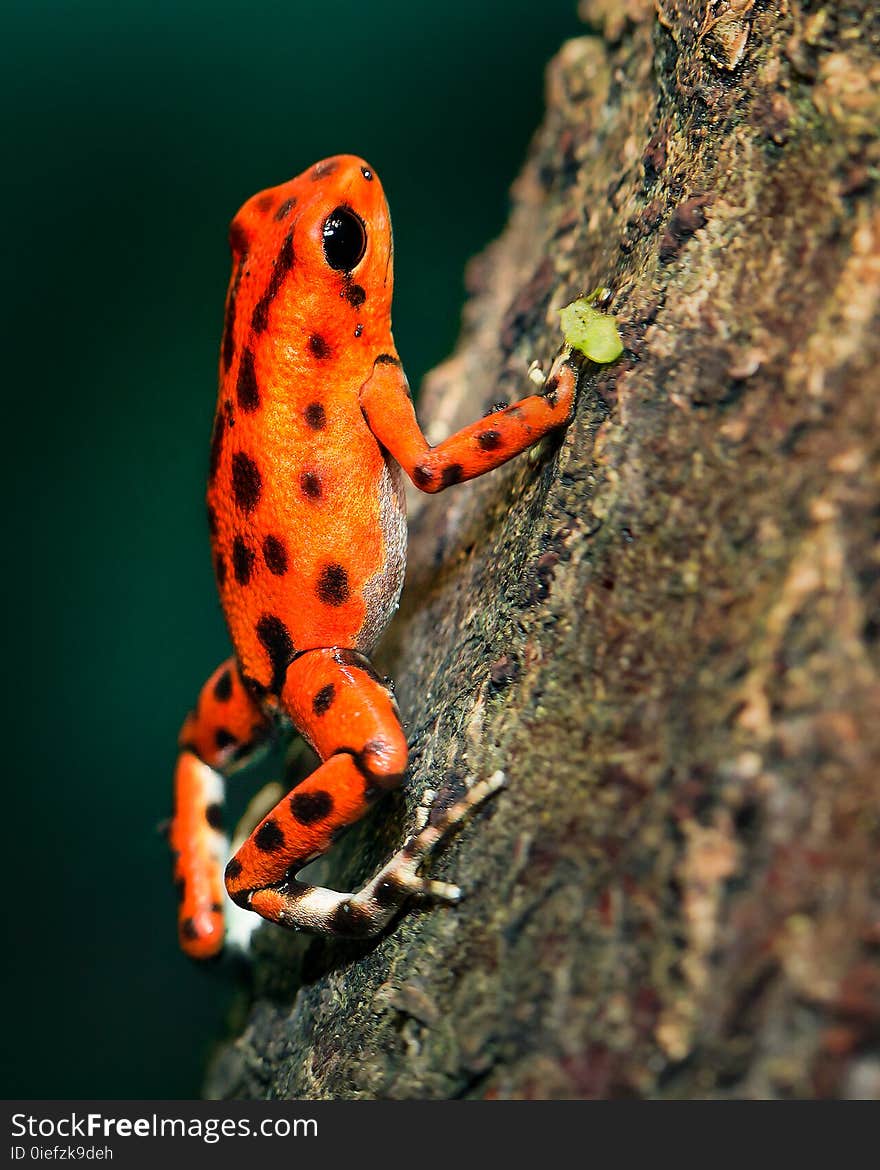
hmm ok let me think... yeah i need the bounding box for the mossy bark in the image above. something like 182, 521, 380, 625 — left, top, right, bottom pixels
207, 0, 880, 1099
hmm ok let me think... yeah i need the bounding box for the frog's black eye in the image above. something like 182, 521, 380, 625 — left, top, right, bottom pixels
322, 206, 367, 271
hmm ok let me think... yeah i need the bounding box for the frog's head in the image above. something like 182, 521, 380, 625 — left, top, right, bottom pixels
297, 154, 394, 327
225, 155, 394, 359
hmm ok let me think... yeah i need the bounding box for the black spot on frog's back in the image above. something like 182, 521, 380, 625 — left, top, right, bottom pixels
256, 614, 296, 694
233, 535, 256, 585
304, 402, 327, 430
262, 535, 288, 576
316, 564, 350, 607
231, 452, 262, 512
236, 347, 260, 413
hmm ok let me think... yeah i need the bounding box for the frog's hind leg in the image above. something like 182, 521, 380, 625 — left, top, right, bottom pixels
170, 659, 272, 959
224, 648, 502, 938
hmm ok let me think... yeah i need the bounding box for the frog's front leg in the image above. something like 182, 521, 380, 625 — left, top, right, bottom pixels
170, 659, 273, 958
359, 350, 578, 492
224, 648, 500, 937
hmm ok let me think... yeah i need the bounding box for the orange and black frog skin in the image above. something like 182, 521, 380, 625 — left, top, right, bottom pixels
169, 154, 578, 959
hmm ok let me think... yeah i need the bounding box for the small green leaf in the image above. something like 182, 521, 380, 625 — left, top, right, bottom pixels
559, 294, 623, 364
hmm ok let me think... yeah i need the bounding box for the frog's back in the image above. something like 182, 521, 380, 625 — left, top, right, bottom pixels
206, 155, 407, 699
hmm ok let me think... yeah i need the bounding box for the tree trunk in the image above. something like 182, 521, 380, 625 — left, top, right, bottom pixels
206, 0, 880, 1099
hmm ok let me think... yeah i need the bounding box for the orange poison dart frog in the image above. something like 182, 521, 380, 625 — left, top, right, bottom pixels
169, 155, 578, 959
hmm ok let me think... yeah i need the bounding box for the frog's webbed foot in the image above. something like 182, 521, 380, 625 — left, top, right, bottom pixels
250, 771, 504, 939
343, 770, 505, 924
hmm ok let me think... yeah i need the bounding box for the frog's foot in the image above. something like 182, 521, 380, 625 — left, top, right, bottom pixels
347, 770, 507, 918
247, 771, 505, 940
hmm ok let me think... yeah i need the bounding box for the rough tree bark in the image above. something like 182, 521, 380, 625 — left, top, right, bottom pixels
207, 0, 880, 1099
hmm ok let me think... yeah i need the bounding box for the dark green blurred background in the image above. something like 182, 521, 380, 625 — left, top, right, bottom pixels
3, 0, 579, 1097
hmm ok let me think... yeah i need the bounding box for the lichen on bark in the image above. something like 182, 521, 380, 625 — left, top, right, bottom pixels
207, 1, 880, 1099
